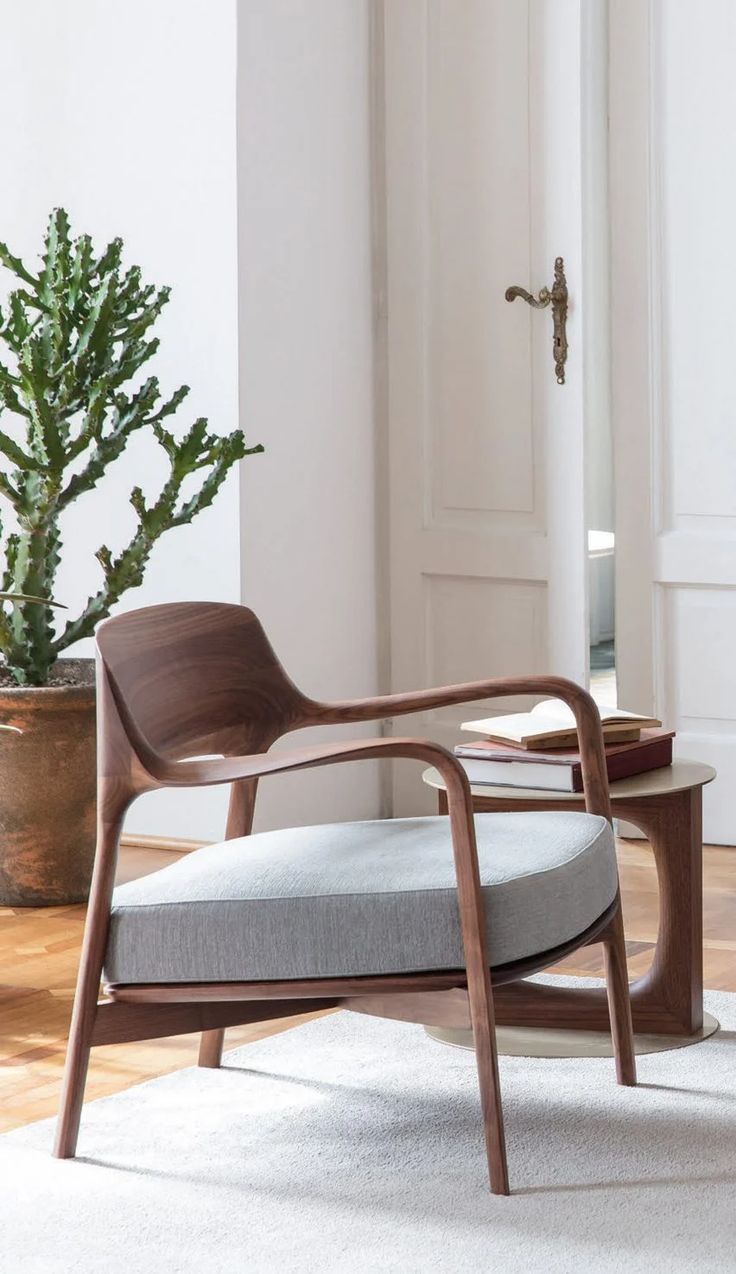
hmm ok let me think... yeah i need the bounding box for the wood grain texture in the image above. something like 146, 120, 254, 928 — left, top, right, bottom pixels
92, 998, 339, 1047
53, 601, 632, 1194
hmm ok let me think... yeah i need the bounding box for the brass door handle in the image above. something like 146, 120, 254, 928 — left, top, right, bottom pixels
505, 256, 568, 385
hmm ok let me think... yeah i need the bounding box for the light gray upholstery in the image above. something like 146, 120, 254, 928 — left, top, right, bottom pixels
104, 811, 617, 985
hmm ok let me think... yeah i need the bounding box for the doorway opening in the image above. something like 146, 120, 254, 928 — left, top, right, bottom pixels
588, 529, 616, 707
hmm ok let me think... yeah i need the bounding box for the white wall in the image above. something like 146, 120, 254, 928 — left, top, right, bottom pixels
237, 0, 382, 831
0, 0, 382, 839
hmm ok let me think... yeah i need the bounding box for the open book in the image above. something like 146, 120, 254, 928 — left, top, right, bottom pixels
460, 699, 661, 750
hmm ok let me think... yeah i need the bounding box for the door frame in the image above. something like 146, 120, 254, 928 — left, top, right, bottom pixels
608, 0, 657, 717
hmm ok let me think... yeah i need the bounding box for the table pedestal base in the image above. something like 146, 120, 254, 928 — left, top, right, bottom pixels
433, 773, 712, 1039
426, 1012, 719, 1059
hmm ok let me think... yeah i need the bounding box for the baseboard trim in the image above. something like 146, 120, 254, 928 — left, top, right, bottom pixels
120, 833, 207, 854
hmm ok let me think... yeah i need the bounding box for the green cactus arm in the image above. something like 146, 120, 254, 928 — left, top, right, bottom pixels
6, 513, 61, 680
0, 239, 39, 288
0, 475, 23, 508
74, 273, 116, 361
0, 354, 24, 387
0, 587, 66, 680
93, 235, 123, 279
0, 427, 35, 471
169, 438, 264, 529
57, 383, 190, 507
8, 290, 34, 342
18, 338, 65, 469
52, 425, 255, 655
0, 354, 33, 419
66, 233, 93, 312
0, 531, 19, 593
0, 386, 31, 421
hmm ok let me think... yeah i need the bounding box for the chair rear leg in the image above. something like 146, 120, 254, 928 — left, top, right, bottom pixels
198, 1028, 225, 1068
603, 898, 637, 1086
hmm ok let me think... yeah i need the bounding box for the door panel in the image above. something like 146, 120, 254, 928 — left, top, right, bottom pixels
424, 576, 549, 713
611, 0, 736, 841
383, 0, 591, 813
426, 1, 536, 526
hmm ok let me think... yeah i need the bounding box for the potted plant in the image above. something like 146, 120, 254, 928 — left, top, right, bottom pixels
0, 209, 262, 905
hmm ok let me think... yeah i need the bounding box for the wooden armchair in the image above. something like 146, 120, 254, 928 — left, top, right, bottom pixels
55, 602, 635, 1195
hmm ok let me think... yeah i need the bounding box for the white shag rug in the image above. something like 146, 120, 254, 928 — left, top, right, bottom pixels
4, 986, 736, 1274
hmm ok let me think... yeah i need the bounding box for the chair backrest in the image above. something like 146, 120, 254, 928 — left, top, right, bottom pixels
96, 602, 315, 762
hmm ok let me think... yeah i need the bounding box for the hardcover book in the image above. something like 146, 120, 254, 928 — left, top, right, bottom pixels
460, 699, 662, 751
454, 728, 675, 793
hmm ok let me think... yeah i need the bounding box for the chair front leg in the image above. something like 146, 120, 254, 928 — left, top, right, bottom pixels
443, 762, 509, 1196
602, 895, 637, 1086
54, 804, 126, 1159
467, 961, 509, 1195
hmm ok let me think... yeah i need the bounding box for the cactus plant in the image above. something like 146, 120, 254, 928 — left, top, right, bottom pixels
0, 208, 262, 686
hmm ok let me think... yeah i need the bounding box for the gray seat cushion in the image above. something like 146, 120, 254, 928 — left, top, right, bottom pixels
104, 811, 617, 985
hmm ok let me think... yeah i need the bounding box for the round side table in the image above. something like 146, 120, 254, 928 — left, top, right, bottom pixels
422, 760, 717, 1057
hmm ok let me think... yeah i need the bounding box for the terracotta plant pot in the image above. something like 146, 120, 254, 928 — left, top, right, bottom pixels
0, 661, 96, 906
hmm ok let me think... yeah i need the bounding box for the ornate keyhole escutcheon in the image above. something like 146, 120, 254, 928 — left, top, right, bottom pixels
505, 256, 568, 385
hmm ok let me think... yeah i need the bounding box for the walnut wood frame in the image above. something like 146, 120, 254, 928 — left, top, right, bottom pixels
54, 602, 636, 1195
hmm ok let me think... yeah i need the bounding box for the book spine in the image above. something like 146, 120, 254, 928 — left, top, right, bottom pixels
570, 736, 674, 793
604, 736, 673, 784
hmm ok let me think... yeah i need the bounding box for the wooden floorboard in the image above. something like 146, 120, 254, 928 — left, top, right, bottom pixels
1, 838, 734, 1133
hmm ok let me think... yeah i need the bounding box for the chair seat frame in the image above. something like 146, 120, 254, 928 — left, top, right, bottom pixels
54, 602, 636, 1195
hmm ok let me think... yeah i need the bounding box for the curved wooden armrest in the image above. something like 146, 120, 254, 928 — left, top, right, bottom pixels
320, 675, 611, 820
149, 673, 609, 820
152, 735, 469, 795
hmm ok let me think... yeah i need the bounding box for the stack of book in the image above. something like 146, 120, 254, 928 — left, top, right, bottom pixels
454, 699, 673, 792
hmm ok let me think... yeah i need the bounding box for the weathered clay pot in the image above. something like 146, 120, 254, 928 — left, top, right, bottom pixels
0, 661, 96, 906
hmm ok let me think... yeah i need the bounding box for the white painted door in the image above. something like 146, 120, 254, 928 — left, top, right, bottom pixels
381, 0, 600, 813
610, 0, 736, 844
